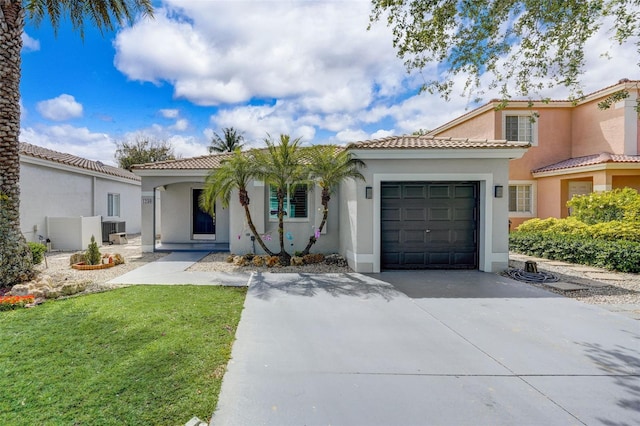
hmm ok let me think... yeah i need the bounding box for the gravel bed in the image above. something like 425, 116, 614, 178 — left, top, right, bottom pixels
30, 235, 166, 294
187, 252, 352, 274
509, 253, 640, 306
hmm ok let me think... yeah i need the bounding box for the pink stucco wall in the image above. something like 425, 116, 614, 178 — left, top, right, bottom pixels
509, 108, 573, 180
432, 109, 496, 139
571, 98, 625, 157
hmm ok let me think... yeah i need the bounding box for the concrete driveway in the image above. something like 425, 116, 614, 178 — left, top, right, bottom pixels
211, 271, 640, 426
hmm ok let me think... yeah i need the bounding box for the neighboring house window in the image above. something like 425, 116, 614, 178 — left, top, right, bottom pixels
508, 184, 532, 214
269, 184, 308, 220
108, 193, 120, 217
503, 111, 538, 145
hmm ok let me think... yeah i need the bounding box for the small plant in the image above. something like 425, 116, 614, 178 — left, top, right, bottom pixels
85, 236, 101, 265
28, 242, 47, 265
0, 295, 35, 311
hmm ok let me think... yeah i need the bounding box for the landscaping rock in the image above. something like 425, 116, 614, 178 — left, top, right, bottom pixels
9, 284, 30, 296
290, 256, 304, 266
324, 254, 348, 267
69, 253, 86, 266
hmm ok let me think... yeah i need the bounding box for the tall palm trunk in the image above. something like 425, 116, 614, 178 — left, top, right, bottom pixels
301, 188, 330, 255
239, 188, 274, 256
276, 187, 290, 264
0, 1, 34, 286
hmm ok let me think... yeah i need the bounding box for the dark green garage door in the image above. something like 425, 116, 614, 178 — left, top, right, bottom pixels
381, 182, 478, 269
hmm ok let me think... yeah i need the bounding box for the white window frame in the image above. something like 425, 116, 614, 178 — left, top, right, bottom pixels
268, 184, 309, 222
107, 193, 121, 217
502, 111, 538, 146
508, 181, 536, 218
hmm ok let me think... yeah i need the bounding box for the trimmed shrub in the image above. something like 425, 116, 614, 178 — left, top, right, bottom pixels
85, 236, 101, 265
567, 188, 640, 224
509, 232, 640, 272
28, 242, 47, 265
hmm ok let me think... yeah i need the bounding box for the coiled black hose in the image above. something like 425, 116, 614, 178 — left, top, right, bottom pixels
506, 268, 559, 283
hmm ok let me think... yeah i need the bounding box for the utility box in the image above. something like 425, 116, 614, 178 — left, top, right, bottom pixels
109, 232, 128, 245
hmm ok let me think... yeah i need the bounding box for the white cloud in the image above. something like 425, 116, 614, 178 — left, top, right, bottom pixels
370, 129, 395, 139
159, 108, 179, 119
171, 118, 189, 131
114, 2, 404, 110
335, 129, 369, 144
36, 94, 83, 121
22, 33, 40, 52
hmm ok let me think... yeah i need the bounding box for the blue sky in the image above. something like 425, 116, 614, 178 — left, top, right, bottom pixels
19, 0, 637, 166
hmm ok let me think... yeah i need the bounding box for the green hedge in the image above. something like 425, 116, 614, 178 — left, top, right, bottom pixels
515, 217, 640, 242
509, 232, 640, 272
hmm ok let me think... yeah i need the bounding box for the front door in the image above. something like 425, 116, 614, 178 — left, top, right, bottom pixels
192, 189, 215, 240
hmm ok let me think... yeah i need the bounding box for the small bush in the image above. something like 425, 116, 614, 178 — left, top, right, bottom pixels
85, 236, 101, 265
28, 242, 47, 265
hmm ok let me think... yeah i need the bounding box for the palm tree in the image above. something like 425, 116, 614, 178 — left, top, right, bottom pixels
200, 149, 275, 256
301, 145, 365, 255
252, 134, 308, 263
208, 127, 245, 153
0, 1, 153, 286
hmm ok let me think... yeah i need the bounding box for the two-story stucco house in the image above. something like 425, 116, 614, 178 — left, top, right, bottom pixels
133, 136, 528, 273
19, 143, 141, 250
429, 79, 640, 229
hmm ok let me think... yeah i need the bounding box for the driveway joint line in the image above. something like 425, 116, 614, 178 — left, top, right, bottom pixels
409, 299, 588, 425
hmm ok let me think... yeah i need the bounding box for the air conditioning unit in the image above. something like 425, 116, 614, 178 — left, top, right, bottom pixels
109, 232, 128, 245
102, 220, 126, 242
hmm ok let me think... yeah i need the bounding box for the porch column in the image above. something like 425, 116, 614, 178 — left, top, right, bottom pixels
593, 172, 612, 192
141, 190, 155, 252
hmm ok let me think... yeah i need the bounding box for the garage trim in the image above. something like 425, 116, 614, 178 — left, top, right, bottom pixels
372, 173, 494, 273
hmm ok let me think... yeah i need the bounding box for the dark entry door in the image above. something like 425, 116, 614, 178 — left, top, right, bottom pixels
192, 189, 215, 239
381, 182, 478, 269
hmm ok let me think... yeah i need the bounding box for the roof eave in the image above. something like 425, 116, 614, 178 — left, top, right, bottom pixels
532, 161, 640, 178
350, 147, 529, 160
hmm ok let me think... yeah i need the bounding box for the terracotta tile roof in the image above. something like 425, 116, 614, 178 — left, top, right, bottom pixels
533, 152, 640, 173
348, 135, 529, 150
19, 142, 140, 182
131, 151, 235, 170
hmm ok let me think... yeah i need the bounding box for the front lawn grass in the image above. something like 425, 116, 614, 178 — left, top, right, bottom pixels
0, 285, 246, 425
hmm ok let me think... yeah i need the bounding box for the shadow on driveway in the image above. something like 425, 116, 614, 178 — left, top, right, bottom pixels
248, 272, 403, 301
369, 269, 562, 299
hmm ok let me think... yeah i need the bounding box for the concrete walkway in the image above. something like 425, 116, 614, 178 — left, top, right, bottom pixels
107, 252, 250, 286
212, 271, 640, 426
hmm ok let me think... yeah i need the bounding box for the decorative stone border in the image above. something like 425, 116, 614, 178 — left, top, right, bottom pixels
71, 262, 116, 271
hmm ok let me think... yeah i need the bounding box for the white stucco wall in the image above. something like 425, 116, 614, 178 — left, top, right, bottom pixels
229, 180, 341, 255
159, 182, 230, 244
19, 161, 140, 244
342, 155, 514, 273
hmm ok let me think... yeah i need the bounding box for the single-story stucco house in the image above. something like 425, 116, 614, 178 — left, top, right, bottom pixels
19, 142, 141, 250
132, 136, 529, 273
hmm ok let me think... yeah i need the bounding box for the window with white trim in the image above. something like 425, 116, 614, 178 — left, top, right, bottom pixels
269, 184, 308, 220
503, 111, 538, 145
508, 185, 532, 213
107, 193, 120, 217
